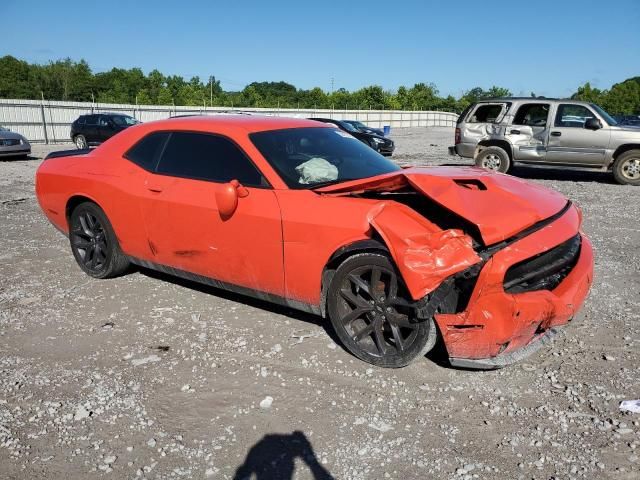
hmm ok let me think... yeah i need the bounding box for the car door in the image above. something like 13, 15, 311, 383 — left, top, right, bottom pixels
83, 115, 99, 143
98, 116, 116, 142
140, 131, 285, 297
546, 103, 611, 166
505, 103, 550, 162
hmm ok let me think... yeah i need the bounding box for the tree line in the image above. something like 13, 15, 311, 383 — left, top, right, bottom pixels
0, 55, 638, 115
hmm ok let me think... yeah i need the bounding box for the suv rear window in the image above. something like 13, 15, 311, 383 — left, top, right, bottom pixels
467, 104, 507, 123
513, 103, 550, 127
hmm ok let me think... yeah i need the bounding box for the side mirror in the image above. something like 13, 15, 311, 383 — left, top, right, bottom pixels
215, 180, 248, 219
585, 118, 602, 130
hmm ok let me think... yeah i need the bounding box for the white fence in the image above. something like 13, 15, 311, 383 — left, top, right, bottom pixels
0, 98, 458, 144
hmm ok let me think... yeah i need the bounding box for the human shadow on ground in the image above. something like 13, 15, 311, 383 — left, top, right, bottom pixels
233, 431, 334, 480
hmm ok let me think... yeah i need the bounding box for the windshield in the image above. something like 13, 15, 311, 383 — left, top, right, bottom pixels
0, 126, 7, 131
346, 120, 367, 131
590, 104, 617, 126
111, 115, 139, 126
338, 121, 358, 133
250, 127, 400, 189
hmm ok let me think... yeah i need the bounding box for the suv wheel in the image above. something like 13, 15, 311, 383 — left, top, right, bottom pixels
612, 150, 640, 186
74, 135, 87, 149
475, 146, 511, 173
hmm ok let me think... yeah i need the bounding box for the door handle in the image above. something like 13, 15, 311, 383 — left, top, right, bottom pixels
550, 131, 562, 137
510, 129, 521, 135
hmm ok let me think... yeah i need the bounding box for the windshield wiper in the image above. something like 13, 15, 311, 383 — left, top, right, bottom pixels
309, 178, 357, 189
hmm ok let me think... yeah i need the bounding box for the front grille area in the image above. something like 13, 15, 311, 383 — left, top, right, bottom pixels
1, 139, 20, 146
504, 234, 581, 293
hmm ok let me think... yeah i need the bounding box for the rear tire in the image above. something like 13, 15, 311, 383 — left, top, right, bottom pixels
74, 135, 87, 149
327, 253, 437, 368
69, 202, 130, 279
475, 146, 511, 173
612, 150, 640, 185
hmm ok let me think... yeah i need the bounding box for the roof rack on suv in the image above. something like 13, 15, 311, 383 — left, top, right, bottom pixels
477, 97, 560, 102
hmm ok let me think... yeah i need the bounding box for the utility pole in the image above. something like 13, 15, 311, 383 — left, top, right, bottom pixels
209, 75, 213, 107
330, 77, 334, 94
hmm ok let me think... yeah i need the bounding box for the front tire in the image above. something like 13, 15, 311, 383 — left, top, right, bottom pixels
475, 146, 511, 173
327, 253, 437, 368
69, 202, 130, 279
612, 150, 640, 185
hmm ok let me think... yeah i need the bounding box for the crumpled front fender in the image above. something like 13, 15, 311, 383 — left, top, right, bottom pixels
367, 202, 481, 300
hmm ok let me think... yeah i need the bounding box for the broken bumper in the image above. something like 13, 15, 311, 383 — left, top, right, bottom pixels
434, 205, 594, 369
449, 327, 563, 369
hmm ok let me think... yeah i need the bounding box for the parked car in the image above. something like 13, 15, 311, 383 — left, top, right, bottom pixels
309, 118, 394, 156
36, 115, 593, 369
342, 120, 385, 137
0, 126, 31, 158
617, 115, 640, 127
71, 113, 140, 149
449, 98, 640, 185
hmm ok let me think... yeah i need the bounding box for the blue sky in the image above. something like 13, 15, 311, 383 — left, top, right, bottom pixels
3, 0, 639, 97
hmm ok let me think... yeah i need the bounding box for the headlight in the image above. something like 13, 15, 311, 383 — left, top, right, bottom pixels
372, 137, 384, 144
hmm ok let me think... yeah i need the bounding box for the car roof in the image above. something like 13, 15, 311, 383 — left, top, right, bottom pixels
135, 115, 330, 134
308, 117, 339, 123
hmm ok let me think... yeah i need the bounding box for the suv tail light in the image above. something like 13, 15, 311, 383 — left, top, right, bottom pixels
455, 127, 461, 145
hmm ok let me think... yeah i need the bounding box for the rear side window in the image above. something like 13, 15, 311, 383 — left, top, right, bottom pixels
457, 104, 473, 124
124, 132, 169, 171
84, 115, 98, 125
76, 116, 86, 125
513, 103, 550, 127
554, 104, 596, 128
468, 104, 506, 123
156, 132, 266, 187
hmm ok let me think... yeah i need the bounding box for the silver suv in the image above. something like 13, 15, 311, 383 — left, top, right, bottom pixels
449, 98, 640, 185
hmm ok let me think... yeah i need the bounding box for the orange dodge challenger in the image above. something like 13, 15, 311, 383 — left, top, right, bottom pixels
35, 116, 594, 369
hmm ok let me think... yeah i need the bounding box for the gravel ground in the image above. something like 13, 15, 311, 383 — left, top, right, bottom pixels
1, 128, 639, 480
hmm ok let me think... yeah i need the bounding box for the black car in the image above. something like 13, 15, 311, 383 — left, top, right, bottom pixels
70, 113, 140, 149
309, 118, 394, 156
342, 120, 385, 137
617, 115, 640, 127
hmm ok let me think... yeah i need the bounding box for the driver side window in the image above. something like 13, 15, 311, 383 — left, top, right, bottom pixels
554, 104, 596, 128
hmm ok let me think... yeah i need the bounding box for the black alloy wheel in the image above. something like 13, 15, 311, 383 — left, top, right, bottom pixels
328, 253, 437, 368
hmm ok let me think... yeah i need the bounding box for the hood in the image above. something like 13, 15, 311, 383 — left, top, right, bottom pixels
317, 167, 568, 245
614, 124, 640, 132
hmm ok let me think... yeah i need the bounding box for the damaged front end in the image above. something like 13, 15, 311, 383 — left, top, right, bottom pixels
319, 168, 595, 368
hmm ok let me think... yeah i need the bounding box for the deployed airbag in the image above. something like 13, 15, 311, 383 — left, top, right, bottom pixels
296, 158, 338, 184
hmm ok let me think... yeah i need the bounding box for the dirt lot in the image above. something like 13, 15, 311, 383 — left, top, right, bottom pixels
1, 127, 639, 480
